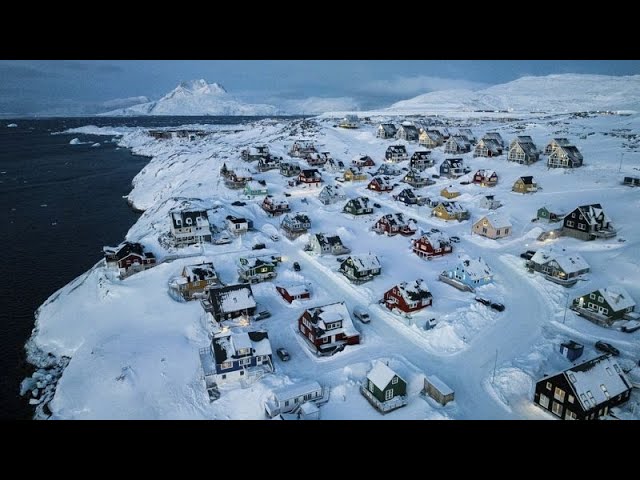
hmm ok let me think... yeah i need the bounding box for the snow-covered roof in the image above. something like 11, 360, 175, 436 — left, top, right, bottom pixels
394, 279, 432, 303
560, 355, 632, 411
575, 204, 610, 227
530, 248, 590, 274
183, 262, 216, 280
281, 284, 310, 297
442, 158, 463, 167
426, 375, 454, 396
300, 169, 321, 179
517, 176, 535, 185
371, 176, 392, 188
238, 255, 277, 269
479, 213, 512, 229
439, 201, 467, 214
212, 330, 271, 363
556, 144, 583, 162
348, 254, 381, 271
305, 302, 359, 338
320, 185, 344, 198
315, 233, 344, 247
348, 196, 371, 210
246, 180, 267, 190
450, 135, 471, 148
478, 138, 502, 153
273, 381, 322, 402
598, 286, 636, 312
378, 212, 414, 228
550, 137, 572, 147
170, 210, 209, 229
210, 284, 256, 314
483, 132, 504, 144
232, 333, 252, 352
475, 169, 497, 178
419, 232, 450, 248
457, 255, 493, 280
367, 361, 399, 389
387, 145, 407, 153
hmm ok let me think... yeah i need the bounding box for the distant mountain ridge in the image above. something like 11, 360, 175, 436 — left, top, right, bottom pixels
102, 79, 279, 116
388, 74, 640, 113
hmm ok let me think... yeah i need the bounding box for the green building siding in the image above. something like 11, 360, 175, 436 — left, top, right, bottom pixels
368, 375, 407, 403
573, 289, 631, 320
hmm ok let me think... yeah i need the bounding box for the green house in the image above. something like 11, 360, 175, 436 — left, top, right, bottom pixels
237, 255, 278, 283
361, 361, 408, 413
573, 286, 636, 323
537, 206, 565, 223
244, 181, 269, 197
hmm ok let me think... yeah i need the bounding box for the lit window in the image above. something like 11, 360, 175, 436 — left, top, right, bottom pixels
554, 387, 565, 402
385, 389, 394, 401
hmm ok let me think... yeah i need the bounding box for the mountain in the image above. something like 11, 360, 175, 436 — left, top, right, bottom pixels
102, 79, 279, 116
388, 74, 640, 113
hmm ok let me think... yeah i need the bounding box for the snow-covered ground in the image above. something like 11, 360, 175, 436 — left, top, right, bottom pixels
24, 111, 640, 419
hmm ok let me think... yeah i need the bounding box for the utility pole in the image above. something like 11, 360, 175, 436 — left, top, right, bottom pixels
492, 349, 498, 385
563, 292, 570, 324
618, 152, 624, 173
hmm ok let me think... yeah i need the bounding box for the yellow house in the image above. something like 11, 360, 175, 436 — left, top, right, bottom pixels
472, 214, 512, 239
344, 167, 368, 182
432, 201, 470, 221
440, 186, 461, 199
512, 176, 538, 194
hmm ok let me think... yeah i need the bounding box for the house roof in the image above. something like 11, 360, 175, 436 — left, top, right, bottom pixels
170, 210, 209, 229
378, 212, 414, 228
278, 284, 310, 297
457, 255, 493, 280
246, 180, 267, 190
103, 241, 145, 259
483, 132, 504, 144
209, 283, 256, 315
550, 137, 572, 147
379, 123, 397, 134
367, 361, 400, 389
183, 263, 216, 281
263, 195, 289, 209
574, 204, 610, 227
272, 381, 322, 402
315, 233, 344, 248
530, 248, 590, 274
478, 138, 502, 153
305, 301, 359, 338
475, 169, 497, 179
422, 130, 443, 141
418, 232, 450, 249
212, 329, 271, 364
375, 164, 400, 175
320, 185, 344, 198
348, 196, 371, 210
345, 254, 381, 272
300, 169, 321, 179
387, 145, 408, 154
398, 188, 416, 199
226, 215, 248, 225
371, 176, 392, 188
411, 150, 431, 160
293, 140, 315, 148
238, 255, 277, 269
352, 154, 373, 163
442, 158, 463, 168
438, 201, 467, 214
394, 279, 432, 303
518, 176, 535, 185
479, 213, 512, 229
598, 286, 636, 312
556, 144, 583, 162
283, 212, 311, 225
426, 375, 454, 396
559, 354, 632, 412
449, 135, 471, 149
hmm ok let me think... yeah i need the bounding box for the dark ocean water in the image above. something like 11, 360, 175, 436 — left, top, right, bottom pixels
0, 116, 280, 419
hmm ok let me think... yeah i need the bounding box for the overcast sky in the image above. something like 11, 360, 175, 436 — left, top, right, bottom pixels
1, 60, 638, 116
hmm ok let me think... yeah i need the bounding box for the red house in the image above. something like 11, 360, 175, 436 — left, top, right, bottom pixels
383, 279, 433, 314
367, 176, 393, 192
298, 302, 360, 356
261, 195, 291, 216
412, 234, 453, 259
472, 169, 498, 187
298, 169, 323, 187
352, 155, 376, 167
276, 284, 311, 304
373, 213, 417, 236
103, 242, 156, 276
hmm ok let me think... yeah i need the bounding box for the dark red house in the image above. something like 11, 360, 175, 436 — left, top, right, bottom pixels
367, 176, 393, 192
298, 302, 360, 356
472, 169, 498, 187
383, 279, 433, 314
298, 169, 323, 187
412, 234, 453, 259
103, 242, 156, 276
352, 155, 376, 167
373, 213, 417, 236
276, 284, 311, 304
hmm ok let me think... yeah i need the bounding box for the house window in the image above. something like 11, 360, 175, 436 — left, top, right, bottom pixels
590, 293, 596, 300
572, 213, 576, 218
568, 395, 575, 404
497, 229, 501, 235
551, 401, 563, 417
322, 337, 329, 344
385, 389, 394, 401
546, 382, 552, 391
240, 371, 244, 376
554, 387, 565, 402
392, 377, 398, 385
539, 394, 550, 409
567, 220, 574, 227
239, 358, 251, 366
220, 361, 233, 370
504, 228, 509, 234
564, 410, 577, 420
482, 227, 487, 234
369, 380, 374, 393
578, 224, 586, 230
598, 296, 604, 303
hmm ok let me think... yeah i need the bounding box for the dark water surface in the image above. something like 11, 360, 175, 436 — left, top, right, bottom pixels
0, 116, 278, 419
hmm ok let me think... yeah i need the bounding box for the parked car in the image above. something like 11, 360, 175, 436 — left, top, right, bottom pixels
270, 234, 280, 242
475, 297, 491, 306
490, 302, 505, 312
373, 203, 381, 208
424, 318, 437, 330
520, 250, 536, 260
432, 174, 440, 178
450, 236, 460, 243
252, 243, 266, 250
293, 261, 301, 272
231, 201, 247, 206
595, 341, 620, 356
276, 348, 290, 361
460, 181, 470, 185
336, 256, 346, 262
353, 306, 371, 324
254, 310, 271, 321
284, 192, 291, 197
430, 228, 441, 234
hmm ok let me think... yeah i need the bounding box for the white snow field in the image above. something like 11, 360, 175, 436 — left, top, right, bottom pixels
25, 106, 640, 419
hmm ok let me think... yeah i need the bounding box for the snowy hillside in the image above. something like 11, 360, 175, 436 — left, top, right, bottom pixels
389, 74, 640, 114
102, 79, 279, 116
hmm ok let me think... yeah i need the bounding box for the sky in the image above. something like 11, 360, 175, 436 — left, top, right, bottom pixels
1, 60, 639, 116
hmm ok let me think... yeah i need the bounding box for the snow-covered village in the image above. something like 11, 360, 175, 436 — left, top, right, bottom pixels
7, 63, 640, 420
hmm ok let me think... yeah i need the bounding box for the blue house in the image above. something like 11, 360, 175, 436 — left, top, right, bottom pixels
443, 255, 493, 289
201, 330, 274, 387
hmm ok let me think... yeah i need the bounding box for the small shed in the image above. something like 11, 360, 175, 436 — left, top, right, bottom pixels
298, 401, 320, 420
559, 340, 584, 362
623, 176, 640, 187
424, 375, 454, 406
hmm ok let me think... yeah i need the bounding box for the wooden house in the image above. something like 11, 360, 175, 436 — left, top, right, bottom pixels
432, 201, 470, 221
367, 176, 394, 192
226, 215, 250, 235
201, 330, 273, 387
318, 185, 346, 205
533, 354, 632, 420
257, 155, 281, 172
298, 301, 360, 356
440, 186, 461, 199
375, 164, 401, 177
339, 254, 382, 283
261, 195, 290, 216
103, 241, 156, 276
439, 158, 466, 178
562, 204, 616, 240
537, 205, 566, 223
526, 248, 590, 287
458, 128, 476, 144
308, 233, 350, 256
343, 196, 373, 215
244, 180, 269, 198
396, 123, 419, 142
424, 375, 455, 406
352, 155, 375, 168
224, 168, 253, 189
169, 210, 212, 246
201, 283, 257, 323
444, 135, 471, 154
508, 136, 539, 164
339, 115, 359, 129
280, 213, 311, 239
304, 151, 330, 167
441, 255, 494, 290
383, 279, 433, 314
264, 381, 325, 418
344, 167, 368, 182
237, 255, 279, 283
548, 144, 584, 168
170, 262, 219, 300
394, 188, 419, 206
472, 169, 498, 187
385, 145, 409, 163
279, 161, 301, 177
412, 233, 453, 260
298, 169, 323, 188
325, 157, 345, 173
483, 132, 505, 148
544, 138, 572, 155
410, 149, 434, 171
473, 137, 503, 157
289, 140, 316, 158
276, 284, 311, 304
377, 123, 397, 139
373, 213, 417, 237
479, 195, 502, 210
512, 176, 538, 193
241, 145, 270, 162
472, 214, 512, 239
572, 286, 636, 325
361, 361, 408, 413
403, 170, 433, 188
419, 129, 444, 148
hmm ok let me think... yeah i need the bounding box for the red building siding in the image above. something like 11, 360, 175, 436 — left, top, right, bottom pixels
412, 238, 452, 259
383, 286, 432, 313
